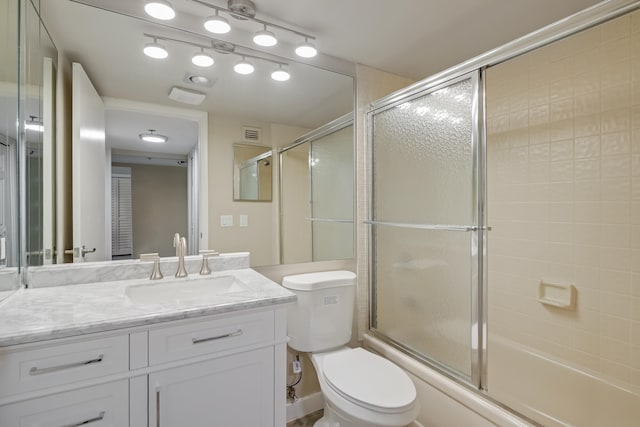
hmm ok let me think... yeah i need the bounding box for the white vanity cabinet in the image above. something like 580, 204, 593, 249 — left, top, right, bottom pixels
0, 305, 289, 427
149, 347, 275, 427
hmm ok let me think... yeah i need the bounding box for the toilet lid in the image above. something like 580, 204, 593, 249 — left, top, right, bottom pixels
322, 348, 416, 413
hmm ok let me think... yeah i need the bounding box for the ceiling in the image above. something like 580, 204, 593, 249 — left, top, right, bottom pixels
38, 0, 604, 155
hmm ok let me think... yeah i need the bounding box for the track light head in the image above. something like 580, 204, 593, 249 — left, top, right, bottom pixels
253, 25, 277, 47
204, 11, 231, 34
144, 40, 168, 59
144, 0, 175, 20
295, 39, 317, 58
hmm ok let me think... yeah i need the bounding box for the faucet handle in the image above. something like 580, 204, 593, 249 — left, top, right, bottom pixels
140, 253, 163, 280
173, 233, 181, 256
199, 250, 219, 275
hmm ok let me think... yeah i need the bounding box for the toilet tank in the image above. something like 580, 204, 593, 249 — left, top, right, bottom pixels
282, 270, 356, 352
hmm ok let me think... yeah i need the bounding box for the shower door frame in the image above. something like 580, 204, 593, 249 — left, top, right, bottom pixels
365, 70, 488, 389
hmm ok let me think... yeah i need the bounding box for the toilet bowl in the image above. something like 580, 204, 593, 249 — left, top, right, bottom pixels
282, 271, 419, 427
311, 347, 419, 427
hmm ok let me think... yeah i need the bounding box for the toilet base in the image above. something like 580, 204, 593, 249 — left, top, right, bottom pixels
313, 402, 411, 427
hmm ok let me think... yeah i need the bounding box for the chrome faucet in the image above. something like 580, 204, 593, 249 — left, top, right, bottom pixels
173, 233, 188, 278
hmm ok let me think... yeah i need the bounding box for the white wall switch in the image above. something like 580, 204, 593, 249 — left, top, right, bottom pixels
239, 214, 249, 227
220, 215, 233, 227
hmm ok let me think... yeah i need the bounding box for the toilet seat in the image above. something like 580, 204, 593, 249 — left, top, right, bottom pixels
321, 347, 416, 414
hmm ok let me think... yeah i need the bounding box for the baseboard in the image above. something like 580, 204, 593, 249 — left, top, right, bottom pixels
286, 392, 324, 422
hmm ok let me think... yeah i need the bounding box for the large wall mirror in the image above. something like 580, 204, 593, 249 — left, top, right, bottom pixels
19, 0, 354, 271
1, 0, 58, 294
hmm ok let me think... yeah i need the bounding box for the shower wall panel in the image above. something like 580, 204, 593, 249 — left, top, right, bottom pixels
486, 9, 640, 426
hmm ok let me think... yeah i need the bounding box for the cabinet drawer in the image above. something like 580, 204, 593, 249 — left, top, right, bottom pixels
148, 310, 274, 365
0, 379, 129, 427
0, 335, 129, 398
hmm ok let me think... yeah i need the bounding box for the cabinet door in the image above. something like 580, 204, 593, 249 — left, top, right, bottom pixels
0, 379, 128, 426
149, 347, 274, 427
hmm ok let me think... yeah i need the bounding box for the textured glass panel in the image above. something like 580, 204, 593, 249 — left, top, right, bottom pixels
311, 125, 353, 220
373, 78, 474, 225
373, 224, 472, 378
312, 221, 353, 262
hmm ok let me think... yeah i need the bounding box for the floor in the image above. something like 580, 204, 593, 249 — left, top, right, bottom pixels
286, 410, 323, 427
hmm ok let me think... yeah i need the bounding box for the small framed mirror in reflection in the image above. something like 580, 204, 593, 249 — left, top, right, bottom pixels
233, 144, 272, 202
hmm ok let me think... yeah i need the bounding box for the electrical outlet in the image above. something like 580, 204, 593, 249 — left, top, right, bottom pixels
292, 360, 302, 374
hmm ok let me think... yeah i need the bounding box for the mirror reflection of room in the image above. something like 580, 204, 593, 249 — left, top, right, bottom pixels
233, 143, 272, 202
107, 109, 197, 260
29, 0, 354, 268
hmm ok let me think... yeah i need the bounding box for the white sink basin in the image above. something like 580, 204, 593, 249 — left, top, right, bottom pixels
125, 275, 249, 305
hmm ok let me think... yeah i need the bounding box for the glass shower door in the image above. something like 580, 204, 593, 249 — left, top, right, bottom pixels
368, 71, 484, 384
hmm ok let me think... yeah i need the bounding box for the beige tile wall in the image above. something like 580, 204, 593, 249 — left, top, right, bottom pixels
486, 10, 640, 391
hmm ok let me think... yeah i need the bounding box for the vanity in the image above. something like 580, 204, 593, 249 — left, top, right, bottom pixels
0, 257, 295, 427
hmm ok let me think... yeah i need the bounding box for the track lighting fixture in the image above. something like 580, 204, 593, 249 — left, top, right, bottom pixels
192, 48, 214, 67
144, 33, 291, 81
188, 0, 318, 58
144, 0, 175, 20
204, 9, 231, 34
143, 38, 168, 59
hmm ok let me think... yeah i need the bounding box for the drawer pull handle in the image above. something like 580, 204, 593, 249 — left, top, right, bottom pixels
29, 354, 105, 376
192, 329, 243, 344
61, 410, 105, 427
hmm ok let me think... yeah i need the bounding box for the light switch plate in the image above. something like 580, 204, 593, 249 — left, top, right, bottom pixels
239, 214, 249, 227
220, 215, 233, 227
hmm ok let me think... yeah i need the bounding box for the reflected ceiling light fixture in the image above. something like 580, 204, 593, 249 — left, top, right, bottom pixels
187, 0, 317, 57
253, 24, 277, 47
139, 129, 168, 143
144, 0, 176, 20
143, 37, 168, 59
234, 56, 254, 75
204, 9, 231, 34
271, 64, 290, 82
192, 48, 214, 67
144, 33, 290, 81
25, 116, 44, 132
295, 38, 317, 58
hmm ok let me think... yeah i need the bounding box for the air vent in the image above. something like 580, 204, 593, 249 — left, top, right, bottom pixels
168, 87, 206, 105
242, 126, 261, 142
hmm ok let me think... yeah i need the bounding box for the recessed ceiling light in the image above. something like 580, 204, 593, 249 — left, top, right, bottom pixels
139, 130, 168, 143
188, 75, 211, 86
144, 0, 175, 20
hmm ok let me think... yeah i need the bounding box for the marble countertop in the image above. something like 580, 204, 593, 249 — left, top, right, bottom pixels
0, 268, 296, 347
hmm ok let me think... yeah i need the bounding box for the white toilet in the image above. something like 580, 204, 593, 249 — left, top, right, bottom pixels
283, 271, 419, 427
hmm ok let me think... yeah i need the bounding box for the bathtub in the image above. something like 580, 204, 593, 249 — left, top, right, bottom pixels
488, 335, 640, 427
364, 334, 640, 427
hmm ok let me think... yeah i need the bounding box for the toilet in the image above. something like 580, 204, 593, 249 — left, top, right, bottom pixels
283, 271, 419, 427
